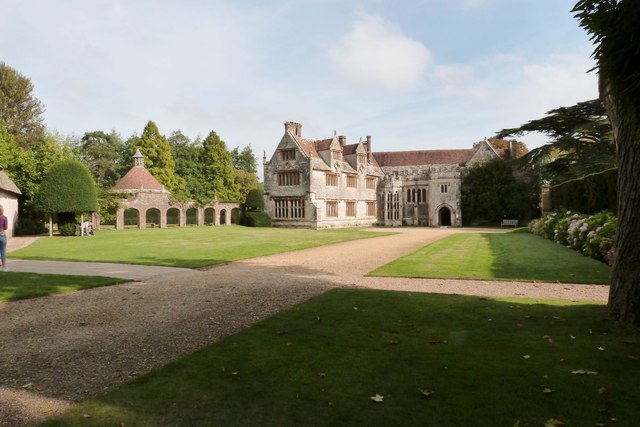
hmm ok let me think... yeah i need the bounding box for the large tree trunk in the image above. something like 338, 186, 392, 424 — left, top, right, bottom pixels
602, 80, 640, 326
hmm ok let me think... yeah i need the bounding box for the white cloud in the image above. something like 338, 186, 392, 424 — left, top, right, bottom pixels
328, 13, 431, 91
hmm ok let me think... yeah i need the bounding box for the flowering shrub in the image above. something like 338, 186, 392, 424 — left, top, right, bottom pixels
529, 210, 617, 266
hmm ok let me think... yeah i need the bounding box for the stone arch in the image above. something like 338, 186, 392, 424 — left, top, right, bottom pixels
204, 207, 215, 225
231, 207, 240, 224
438, 205, 452, 227
124, 208, 140, 228
166, 207, 180, 226
146, 208, 161, 228
186, 207, 198, 225
220, 209, 227, 225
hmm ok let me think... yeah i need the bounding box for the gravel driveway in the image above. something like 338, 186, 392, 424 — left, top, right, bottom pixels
0, 228, 609, 426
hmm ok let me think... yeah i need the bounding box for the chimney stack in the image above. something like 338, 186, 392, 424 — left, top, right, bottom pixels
366, 135, 372, 160
338, 135, 346, 147
284, 121, 302, 137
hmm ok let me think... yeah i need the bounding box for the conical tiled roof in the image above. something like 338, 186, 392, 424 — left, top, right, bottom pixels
111, 151, 165, 192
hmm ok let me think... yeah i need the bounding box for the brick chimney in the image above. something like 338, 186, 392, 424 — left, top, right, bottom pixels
338, 135, 346, 147
285, 121, 302, 137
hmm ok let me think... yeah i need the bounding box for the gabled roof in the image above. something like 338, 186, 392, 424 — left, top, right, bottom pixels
112, 167, 165, 191
373, 149, 476, 167
0, 169, 21, 195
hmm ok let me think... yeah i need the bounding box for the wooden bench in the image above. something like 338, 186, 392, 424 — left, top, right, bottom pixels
501, 219, 518, 228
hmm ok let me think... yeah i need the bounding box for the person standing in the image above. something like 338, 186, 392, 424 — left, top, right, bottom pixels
0, 205, 8, 272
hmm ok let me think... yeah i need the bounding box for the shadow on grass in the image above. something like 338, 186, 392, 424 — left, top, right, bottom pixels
486, 232, 611, 284
0, 273, 126, 302
39, 287, 640, 427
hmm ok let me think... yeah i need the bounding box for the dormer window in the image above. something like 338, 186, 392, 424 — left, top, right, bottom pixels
281, 149, 296, 161
358, 153, 367, 165
332, 150, 342, 163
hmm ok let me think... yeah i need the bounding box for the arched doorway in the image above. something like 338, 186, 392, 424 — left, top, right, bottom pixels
231, 207, 240, 224
146, 208, 161, 228
166, 207, 180, 226
204, 208, 215, 225
186, 208, 198, 225
124, 208, 139, 228
439, 206, 452, 227
220, 209, 227, 225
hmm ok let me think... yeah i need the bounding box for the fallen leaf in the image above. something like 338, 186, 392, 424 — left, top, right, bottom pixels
523, 355, 531, 359
328, 401, 334, 406
544, 418, 564, 427
83, 414, 92, 419
597, 346, 605, 351
542, 388, 555, 393
370, 394, 384, 402
316, 316, 322, 322
571, 369, 598, 375
319, 373, 326, 378
419, 388, 434, 399
559, 358, 567, 363
276, 330, 287, 335
231, 372, 239, 376
570, 335, 576, 340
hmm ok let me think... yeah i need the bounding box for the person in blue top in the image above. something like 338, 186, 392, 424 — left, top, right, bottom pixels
0, 205, 8, 272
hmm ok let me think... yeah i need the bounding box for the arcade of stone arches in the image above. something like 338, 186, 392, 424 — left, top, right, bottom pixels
115, 202, 241, 229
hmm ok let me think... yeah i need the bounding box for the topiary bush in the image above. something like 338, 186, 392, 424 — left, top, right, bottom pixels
58, 222, 78, 236
239, 211, 271, 227
245, 189, 264, 212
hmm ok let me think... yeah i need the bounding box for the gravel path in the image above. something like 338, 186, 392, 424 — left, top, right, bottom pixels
0, 228, 609, 426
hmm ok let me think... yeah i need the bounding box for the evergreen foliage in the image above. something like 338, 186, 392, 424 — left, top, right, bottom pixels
34, 159, 99, 214
128, 121, 186, 197
77, 130, 124, 189
0, 62, 45, 147
231, 145, 258, 173
244, 188, 264, 211
199, 131, 240, 202
461, 158, 538, 225
550, 169, 617, 213
239, 211, 272, 227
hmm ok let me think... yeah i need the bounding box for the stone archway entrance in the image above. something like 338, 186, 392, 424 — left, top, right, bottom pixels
439, 206, 452, 227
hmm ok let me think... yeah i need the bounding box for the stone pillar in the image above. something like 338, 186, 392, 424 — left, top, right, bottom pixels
214, 207, 220, 225
116, 208, 125, 230
226, 208, 231, 225
138, 209, 145, 229
160, 209, 167, 228
179, 208, 186, 227
541, 184, 552, 216
197, 208, 204, 226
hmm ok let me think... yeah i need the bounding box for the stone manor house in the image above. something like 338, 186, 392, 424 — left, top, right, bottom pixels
263, 121, 504, 228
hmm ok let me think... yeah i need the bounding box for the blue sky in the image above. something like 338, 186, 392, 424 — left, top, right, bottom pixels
2, 0, 598, 170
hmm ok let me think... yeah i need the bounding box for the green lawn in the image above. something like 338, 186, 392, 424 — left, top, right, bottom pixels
369, 230, 611, 284
0, 272, 126, 301
42, 289, 640, 427
11, 226, 391, 268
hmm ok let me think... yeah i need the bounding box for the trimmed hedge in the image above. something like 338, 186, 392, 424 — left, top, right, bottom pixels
239, 211, 272, 227
551, 169, 617, 214
245, 189, 264, 211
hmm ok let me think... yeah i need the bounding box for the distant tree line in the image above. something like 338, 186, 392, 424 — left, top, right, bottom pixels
0, 62, 259, 231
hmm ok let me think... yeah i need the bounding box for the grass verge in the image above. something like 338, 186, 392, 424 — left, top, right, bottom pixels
0, 272, 126, 301
12, 227, 391, 268
369, 231, 611, 284
41, 289, 639, 427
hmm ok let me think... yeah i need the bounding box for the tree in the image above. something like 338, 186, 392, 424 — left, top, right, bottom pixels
34, 159, 99, 235
473, 137, 529, 160
0, 62, 45, 147
498, 99, 615, 184
199, 131, 240, 201
128, 121, 186, 197
231, 145, 258, 173
169, 130, 206, 202
245, 188, 265, 211
77, 130, 124, 189
461, 158, 538, 225
573, 0, 640, 326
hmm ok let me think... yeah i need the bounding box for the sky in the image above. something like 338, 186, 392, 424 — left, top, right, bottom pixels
2, 0, 598, 175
